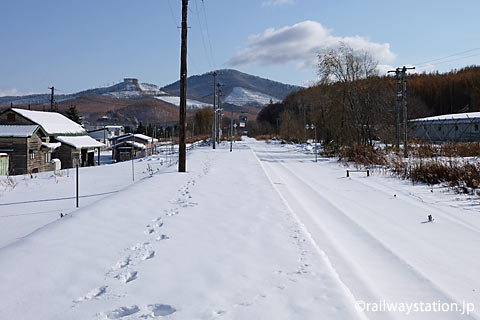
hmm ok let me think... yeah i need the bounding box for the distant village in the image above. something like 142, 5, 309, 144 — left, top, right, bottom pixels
0, 107, 158, 176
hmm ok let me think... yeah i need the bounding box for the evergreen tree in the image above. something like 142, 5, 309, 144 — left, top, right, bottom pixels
135, 122, 146, 134
65, 105, 82, 124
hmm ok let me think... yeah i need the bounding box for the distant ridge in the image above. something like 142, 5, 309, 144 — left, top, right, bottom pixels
163, 69, 302, 108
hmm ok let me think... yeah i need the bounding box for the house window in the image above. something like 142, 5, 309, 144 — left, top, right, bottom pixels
45, 153, 51, 163
29, 152, 35, 160
7, 113, 15, 122
455, 125, 459, 131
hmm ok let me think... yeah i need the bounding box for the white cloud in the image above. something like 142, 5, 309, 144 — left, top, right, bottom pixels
227, 20, 396, 73
262, 0, 295, 7
0, 88, 21, 97
377, 64, 395, 76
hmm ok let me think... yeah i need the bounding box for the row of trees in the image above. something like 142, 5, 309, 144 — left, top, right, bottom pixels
124, 107, 216, 140
257, 44, 480, 147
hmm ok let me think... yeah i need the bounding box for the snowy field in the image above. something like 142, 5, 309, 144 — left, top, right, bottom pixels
0, 139, 479, 319
0, 149, 179, 248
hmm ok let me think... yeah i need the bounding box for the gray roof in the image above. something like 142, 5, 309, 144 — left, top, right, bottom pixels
0, 125, 40, 137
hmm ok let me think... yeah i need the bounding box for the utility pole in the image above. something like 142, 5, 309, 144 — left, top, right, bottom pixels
393, 70, 401, 150
303, 103, 307, 141
212, 72, 217, 149
401, 66, 414, 158
178, 0, 188, 172
75, 156, 79, 208
49, 87, 55, 112
388, 66, 414, 157
217, 83, 222, 144
132, 133, 135, 181
230, 108, 234, 152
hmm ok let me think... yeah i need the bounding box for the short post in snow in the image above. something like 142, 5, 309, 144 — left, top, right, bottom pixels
74, 155, 80, 208
230, 108, 234, 152
305, 124, 317, 162
132, 133, 135, 181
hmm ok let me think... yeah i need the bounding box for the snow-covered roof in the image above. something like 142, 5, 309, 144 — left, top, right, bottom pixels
0, 125, 40, 137
116, 133, 158, 143
411, 112, 480, 123
41, 142, 62, 150
12, 108, 86, 135
113, 141, 146, 150
56, 135, 105, 149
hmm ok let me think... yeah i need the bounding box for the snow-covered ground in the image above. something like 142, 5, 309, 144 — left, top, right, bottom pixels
154, 96, 212, 109
0, 139, 479, 319
223, 87, 280, 106
0, 149, 178, 249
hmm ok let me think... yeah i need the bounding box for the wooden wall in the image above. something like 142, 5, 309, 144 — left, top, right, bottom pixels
0, 137, 27, 175
0, 110, 36, 126
26, 134, 51, 173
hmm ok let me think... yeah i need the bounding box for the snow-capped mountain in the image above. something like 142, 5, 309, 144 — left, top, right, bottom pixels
0, 70, 300, 110
0, 78, 169, 106
163, 69, 301, 108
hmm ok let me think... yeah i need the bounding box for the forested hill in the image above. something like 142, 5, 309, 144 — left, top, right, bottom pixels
260, 65, 480, 124
407, 66, 480, 115
256, 65, 480, 145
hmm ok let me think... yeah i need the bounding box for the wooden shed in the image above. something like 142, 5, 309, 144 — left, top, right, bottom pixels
0, 125, 58, 175
0, 108, 105, 170
110, 133, 158, 160
112, 140, 146, 162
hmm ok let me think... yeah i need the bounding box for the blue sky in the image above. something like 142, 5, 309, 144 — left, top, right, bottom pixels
1, 0, 479, 96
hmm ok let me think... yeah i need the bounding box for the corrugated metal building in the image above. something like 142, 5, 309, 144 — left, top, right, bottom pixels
410, 112, 480, 143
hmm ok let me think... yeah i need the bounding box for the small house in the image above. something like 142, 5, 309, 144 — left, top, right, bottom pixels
110, 133, 158, 161
0, 125, 60, 175
0, 108, 104, 171
112, 140, 146, 162
86, 125, 125, 146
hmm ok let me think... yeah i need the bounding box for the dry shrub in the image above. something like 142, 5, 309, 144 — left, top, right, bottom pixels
410, 142, 480, 159
413, 144, 439, 158
255, 134, 275, 141
441, 142, 480, 158
394, 160, 480, 193
338, 144, 386, 166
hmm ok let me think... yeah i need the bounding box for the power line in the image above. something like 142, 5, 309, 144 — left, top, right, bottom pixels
194, 0, 214, 69
165, 0, 200, 75
166, 0, 179, 28
417, 52, 480, 69
200, 0, 216, 70
414, 47, 480, 68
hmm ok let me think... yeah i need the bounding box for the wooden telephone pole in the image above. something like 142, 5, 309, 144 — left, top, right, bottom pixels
49, 86, 55, 112
178, 0, 188, 172
212, 71, 217, 149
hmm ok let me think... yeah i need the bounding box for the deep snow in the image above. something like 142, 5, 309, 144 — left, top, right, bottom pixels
0, 139, 479, 319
